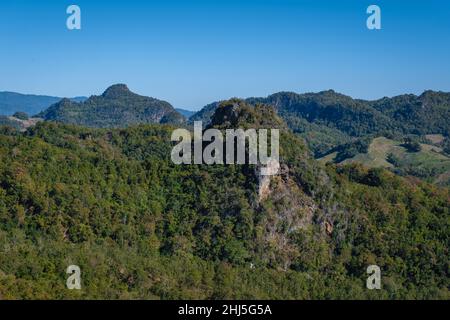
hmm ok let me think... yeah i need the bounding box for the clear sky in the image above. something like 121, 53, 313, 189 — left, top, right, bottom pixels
1, 0, 450, 110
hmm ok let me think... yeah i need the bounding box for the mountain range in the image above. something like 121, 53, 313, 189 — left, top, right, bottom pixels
5, 86, 449, 147
0, 91, 87, 116
1, 85, 449, 185
0, 87, 195, 123
191, 90, 450, 155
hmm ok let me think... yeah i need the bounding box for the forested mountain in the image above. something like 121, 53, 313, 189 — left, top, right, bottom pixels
191, 90, 450, 156
37, 84, 185, 128
0, 100, 448, 299
0, 91, 86, 116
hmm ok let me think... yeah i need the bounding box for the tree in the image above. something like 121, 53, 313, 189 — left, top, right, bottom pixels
403, 137, 422, 152
12, 112, 29, 120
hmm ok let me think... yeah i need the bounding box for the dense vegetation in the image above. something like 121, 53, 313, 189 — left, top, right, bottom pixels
37, 84, 185, 128
325, 137, 372, 163
190, 90, 450, 185
192, 90, 450, 156
318, 136, 450, 187
12, 112, 29, 121
441, 137, 450, 156
0, 101, 448, 299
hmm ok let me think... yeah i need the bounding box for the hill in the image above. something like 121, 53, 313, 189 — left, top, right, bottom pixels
37, 84, 185, 128
319, 136, 450, 186
0, 100, 448, 299
0, 91, 86, 116
191, 90, 450, 156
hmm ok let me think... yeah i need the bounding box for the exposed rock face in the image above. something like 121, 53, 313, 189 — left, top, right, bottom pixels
257, 162, 319, 270
258, 175, 271, 202
258, 159, 281, 201
205, 98, 325, 270
261, 175, 318, 270
324, 221, 333, 235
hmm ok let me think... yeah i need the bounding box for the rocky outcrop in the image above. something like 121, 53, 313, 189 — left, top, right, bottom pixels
257, 163, 319, 270
257, 159, 281, 201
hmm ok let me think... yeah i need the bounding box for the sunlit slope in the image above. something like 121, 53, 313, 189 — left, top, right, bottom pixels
320, 137, 450, 185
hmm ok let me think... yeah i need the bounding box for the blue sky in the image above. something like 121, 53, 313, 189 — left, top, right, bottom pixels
1, 0, 450, 110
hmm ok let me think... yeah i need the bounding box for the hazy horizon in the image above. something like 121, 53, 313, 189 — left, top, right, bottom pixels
3, 84, 450, 112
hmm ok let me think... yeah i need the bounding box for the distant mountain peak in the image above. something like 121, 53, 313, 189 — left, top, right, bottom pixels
37, 84, 185, 128
102, 84, 133, 99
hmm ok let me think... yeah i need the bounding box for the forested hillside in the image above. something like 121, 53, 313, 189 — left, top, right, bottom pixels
0, 101, 448, 299
37, 84, 185, 128
189, 90, 450, 185
191, 90, 450, 156
319, 136, 450, 187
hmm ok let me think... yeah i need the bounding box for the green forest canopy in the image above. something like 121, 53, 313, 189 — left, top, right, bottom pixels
0, 101, 448, 299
